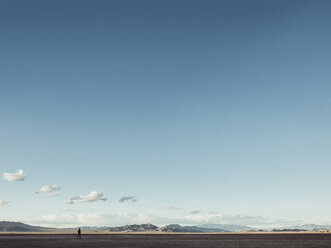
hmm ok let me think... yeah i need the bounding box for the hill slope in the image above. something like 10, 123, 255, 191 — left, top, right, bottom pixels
0, 221, 55, 232
198, 224, 253, 232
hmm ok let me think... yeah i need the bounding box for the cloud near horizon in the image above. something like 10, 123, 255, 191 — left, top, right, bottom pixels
0, 200, 10, 207
160, 206, 183, 210
3, 169, 25, 181
31, 213, 163, 228
182, 213, 270, 226
25, 212, 304, 229
36, 184, 61, 196
65, 191, 107, 204
119, 196, 137, 203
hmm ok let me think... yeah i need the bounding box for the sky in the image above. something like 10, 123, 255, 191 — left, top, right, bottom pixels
0, 0, 331, 228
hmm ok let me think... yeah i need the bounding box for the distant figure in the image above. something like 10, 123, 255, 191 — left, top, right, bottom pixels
77, 228, 82, 239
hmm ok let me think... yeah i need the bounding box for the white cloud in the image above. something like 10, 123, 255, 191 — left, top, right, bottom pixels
65, 191, 107, 204
3, 169, 25, 181
36, 184, 61, 196
0, 200, 10, 207
119, 196, 137, 203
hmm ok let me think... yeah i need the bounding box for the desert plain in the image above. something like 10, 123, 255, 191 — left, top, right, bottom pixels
1, 233, 331, 248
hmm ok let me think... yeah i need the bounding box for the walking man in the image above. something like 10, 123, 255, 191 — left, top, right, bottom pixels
77, 228, 82, 239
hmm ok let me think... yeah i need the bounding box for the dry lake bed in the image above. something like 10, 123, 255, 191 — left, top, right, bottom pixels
1, 233, 331, 248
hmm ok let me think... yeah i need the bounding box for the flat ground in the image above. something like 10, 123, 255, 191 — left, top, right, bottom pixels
1, 233, 331, 248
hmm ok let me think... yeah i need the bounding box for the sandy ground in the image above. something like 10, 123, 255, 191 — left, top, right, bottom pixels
1, 233, 331, 248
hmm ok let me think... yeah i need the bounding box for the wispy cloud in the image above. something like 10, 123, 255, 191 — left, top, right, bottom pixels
161, 206, 183, 210
65, 191, 107, 204
190, 210, 201, 214
3, 169, 25, 181
183, 213, 270, 227
0, 200, 10, 207
41, 213, 101, 226
60, 208, 78, 212
36, 184, 61, 196
119, 196, 137, 203
31, 213, 167, 228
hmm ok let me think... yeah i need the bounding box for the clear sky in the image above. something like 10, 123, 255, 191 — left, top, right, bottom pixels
1, 0, 331, 228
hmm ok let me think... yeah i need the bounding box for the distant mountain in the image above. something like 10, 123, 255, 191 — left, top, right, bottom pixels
0, 221, 55, 232
2, 221, 330, 233
158, 224, 227, 233
108, 223, 227, 233
75, 226, 110, 232
289, 224, 331, 231
272, 229, 308, 232
109, 223, 158, 232
198, 224, 253, 232
1, 221, 227, 233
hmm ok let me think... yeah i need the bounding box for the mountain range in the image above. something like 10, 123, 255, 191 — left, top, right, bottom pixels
1, 221, 330, 233
0, 221, 246, 233
109, 223, 228, 233
289, 224, 331, 231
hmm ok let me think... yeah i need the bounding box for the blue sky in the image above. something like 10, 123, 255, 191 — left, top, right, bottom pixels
1, 0, 331, 228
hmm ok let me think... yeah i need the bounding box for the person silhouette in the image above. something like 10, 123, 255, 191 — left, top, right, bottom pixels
77, 228, 82, 239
